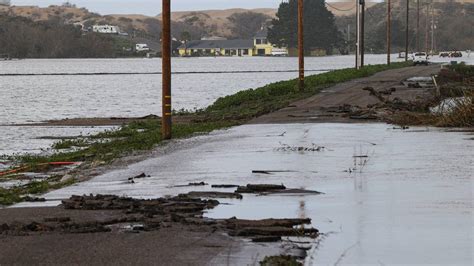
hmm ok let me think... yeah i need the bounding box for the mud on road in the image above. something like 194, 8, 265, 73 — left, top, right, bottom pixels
251, 65, 441, 124
1, 189, 318, 265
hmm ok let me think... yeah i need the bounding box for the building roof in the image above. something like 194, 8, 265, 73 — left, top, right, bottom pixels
178, 39, 254, 50
254, 28, 268, 39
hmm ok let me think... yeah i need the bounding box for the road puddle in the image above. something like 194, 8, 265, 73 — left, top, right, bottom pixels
15, 123, 473, 265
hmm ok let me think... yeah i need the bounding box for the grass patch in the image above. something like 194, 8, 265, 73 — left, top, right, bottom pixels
203, 62, 411, 122
260, 255, 302, 266
17, 120, 235, 165
0, 177, 77, 206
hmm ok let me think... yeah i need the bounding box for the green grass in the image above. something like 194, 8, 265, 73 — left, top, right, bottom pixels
203, 62, 411, 122
0, 178, 77, 206
0, 62, 411, 206
260, 255, 301, 266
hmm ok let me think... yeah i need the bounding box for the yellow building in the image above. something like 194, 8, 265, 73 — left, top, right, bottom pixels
178, 39, 254, 57
253, 30, 274, 56
178, 30, 287, 57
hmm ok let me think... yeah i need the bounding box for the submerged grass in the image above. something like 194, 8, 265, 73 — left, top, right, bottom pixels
0, 62, 411, 206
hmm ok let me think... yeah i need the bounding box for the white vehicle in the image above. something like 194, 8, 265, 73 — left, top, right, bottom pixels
92, 25, 120, 34
412, 52, 429, 65
135, 44, 150, 52
271, 48, 289, 57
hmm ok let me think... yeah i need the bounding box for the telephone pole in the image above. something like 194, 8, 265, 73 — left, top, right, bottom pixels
298, 0, 305, 90
361, 0, 366, 67
430, 5, 435, 54
405, 0, 409, 61
355, 0, 360, 69
162, 0, 172, 140
416, 0, 420, 51
425, 3, 429, 52
387, 0, 391, 65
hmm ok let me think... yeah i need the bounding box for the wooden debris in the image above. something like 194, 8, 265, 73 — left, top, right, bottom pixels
183, 191, 243, 200
236, 184, 286, 193
211, 184, 240, 188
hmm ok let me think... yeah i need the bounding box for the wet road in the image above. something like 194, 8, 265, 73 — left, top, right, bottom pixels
20, 123, 474, 265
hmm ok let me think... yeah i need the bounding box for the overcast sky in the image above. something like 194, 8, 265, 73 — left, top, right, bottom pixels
12, 0, 288, 15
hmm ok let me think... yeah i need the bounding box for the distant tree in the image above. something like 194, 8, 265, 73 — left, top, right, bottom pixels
268, 0, 342, 54
0, 15, 121, 58
335, 2, 473, 53
180, 31, 191, 54
228, 11, 271, 39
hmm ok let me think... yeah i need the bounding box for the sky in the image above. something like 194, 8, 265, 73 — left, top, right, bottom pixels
12, 0, 288, 16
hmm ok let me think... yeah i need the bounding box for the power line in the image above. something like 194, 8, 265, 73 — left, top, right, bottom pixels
325, 3, 357, 12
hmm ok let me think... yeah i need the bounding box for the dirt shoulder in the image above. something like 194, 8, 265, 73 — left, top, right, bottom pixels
251, 65, 441, 124
0, 207, 231, 265
0, 192, 315, 265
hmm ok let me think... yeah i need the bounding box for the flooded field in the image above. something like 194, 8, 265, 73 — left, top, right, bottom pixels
17, 123, 473, 265
0, 126, 114, 156
2, 54, 472, 155
0, 55, 407, 125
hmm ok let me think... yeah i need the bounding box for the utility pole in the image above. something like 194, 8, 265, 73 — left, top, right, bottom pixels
361, 0, 366, 67
298, 0, 305, 90
355, 0, 360, 69
425, 3, 429, 52
405, 0, 409, 61
347, 24, 351, 55
416, 0, 420, 51
387, 0, 391, 65
431, 5, 435, 54
162, 0, 172, 140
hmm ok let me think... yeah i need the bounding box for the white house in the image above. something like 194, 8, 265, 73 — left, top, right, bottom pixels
92, 25, 120, 34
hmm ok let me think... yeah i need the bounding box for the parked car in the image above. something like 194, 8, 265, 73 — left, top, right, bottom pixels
413, 52, 429, 65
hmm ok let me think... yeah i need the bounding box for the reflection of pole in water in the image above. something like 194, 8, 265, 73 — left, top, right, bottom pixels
298, 200, 307, 229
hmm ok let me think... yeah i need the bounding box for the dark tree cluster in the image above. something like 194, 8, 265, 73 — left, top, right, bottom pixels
268, 0, 343, 54
0, 15, 129, 58
228, 11, 271, 39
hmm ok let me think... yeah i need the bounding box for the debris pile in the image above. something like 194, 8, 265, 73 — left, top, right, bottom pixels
276, 143, 325, 152
220, 217, 318, 242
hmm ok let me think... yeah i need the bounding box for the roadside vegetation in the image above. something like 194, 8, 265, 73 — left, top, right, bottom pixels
0, 62, 411, 205
391, 63, 473, 127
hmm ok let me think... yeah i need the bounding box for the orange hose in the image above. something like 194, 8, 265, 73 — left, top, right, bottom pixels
0, 162, 79, 177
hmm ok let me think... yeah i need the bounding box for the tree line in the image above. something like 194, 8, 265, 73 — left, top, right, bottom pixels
0, 15, 131, 58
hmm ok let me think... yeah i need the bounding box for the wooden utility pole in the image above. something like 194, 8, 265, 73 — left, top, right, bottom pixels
387, 0, 391, 65
416, 0, 420, 51
405, 0, 409, 61
355, 0, 360, 69
361, 0, 365, 67
162, 0, 172, 139
425, 3, 429, 52
430, 5, 435, 54
298, 0, 305, 90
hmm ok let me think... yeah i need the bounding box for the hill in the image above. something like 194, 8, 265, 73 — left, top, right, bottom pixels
0, 3, 381, 39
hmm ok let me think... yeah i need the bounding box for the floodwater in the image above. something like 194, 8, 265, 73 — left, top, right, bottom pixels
0, 55, 406, 125
1, 55, 473, 155
0, 55, 396, 155
0, 126, 114, 156
18, 123, 474, 265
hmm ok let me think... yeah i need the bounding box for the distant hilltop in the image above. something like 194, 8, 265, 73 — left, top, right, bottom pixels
1, 1, 472, 41
0, 3, 380, 38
